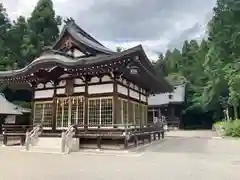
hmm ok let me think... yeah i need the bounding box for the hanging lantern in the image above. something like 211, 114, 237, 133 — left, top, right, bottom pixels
129, 65, 139, 75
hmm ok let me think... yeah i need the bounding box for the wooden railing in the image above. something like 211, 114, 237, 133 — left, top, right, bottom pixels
74, 123, 165, 149
61, 125, 76, 153
2, 124, 33, 135
1, 123, 165, 149
25, 125, 43, 151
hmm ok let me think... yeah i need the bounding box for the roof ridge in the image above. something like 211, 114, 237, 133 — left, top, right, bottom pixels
67, 21, 105, 47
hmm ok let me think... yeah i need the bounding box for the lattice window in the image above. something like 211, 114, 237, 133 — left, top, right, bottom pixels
33, 103, 44, 125
144, 105, 148, 125
134, 103, 141, 126
88, 97, 113, 126
43, 103, 53, 128
71, 96, 84, 125
140, 104, 146, 126
63, 99, 69, 127
128, 101, 134, 124
33, 101, 53, 128
141, 105, 144, 126
56, 98, 70, 129
88, 99, 100, 126
100, 98, 113, 125
120, 99, 128, 125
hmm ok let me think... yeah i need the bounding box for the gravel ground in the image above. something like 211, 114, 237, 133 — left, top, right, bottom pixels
0, 131, 239, 180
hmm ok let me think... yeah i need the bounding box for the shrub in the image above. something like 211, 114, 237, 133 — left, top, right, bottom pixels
213, 120, 240, 137
223, 120, 240, 137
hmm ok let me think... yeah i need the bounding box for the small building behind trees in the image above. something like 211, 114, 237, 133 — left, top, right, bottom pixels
148, 84, 186, 129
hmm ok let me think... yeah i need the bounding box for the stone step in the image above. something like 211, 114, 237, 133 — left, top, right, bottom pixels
34, 137, 62, 148
30, 137, 80, 153
29, 146, 65, 154
0, 145, 24, 151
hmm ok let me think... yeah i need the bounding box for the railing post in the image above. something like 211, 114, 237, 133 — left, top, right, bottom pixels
161, 130, 165, 139
3, 127, 7, 146
124, 124, 129, 149
153, 133, 156, 140
61, 131, 66, 153
134, 135, 138, 147
20, 135, 25, 146
25, 131, 30, 151
97, 125, 101, 149
148, 133, 152, 143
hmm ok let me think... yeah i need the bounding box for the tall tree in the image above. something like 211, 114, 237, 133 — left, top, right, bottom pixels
7, 16, 30, 68
27, 0, 62, 60
204, 0, 240, 118
0, 3, 14, 70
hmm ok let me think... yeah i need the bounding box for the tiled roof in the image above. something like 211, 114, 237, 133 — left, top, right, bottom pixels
148, 84, 186, 106
54, 21, 114, 55
0, 94, 30, 115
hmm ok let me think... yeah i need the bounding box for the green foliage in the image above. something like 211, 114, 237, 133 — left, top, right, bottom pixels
165, 73, 187, 86
215, 120, 240, 137
223, 120, 240, 137
12, 101, 31, 108
153, 0, 240, 125
153, 39, 209, 116
116, 46, 125, 52
0, 0, 240, 127
0, 0, 62, 70
28, 0, 62, 47
0, 0, 62, 105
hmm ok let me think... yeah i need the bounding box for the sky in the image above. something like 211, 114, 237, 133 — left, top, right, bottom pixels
2, 0, 216, 60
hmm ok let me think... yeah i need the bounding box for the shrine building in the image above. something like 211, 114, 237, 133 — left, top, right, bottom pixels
0, 21, 172, 149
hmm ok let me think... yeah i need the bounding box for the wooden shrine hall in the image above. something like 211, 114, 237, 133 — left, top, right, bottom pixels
0, 20, 172, 150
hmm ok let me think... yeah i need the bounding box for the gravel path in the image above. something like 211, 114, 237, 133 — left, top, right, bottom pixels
0, 131, 239, 180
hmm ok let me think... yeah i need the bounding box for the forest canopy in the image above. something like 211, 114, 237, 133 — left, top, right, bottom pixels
153, 0, 240, 125
0, 0, 239, 125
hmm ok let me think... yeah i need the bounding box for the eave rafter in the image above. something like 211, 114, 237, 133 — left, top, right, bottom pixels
0, 45, 172, 93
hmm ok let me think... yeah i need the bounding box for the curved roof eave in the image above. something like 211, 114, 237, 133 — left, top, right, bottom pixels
0, 45, 143, 78
137, 45, 173, 93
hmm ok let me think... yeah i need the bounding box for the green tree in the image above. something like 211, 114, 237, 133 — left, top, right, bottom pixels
27, 0, 62, 61
0, 3, 15, 71
6, 16, 30, 68
204, 0, 240, 119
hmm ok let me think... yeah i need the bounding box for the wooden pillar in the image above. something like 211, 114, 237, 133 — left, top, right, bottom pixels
30, 81, 36, 127
84, 76, 89, 129
52, 81, 58, 132
127, 82, 130, 126
139, 87, 143, 128
113, 78, 118, 126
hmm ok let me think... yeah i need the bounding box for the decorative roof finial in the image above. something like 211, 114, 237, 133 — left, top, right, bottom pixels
64, 17, 75, 24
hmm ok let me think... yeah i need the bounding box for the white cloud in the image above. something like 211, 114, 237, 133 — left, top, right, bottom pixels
1, 0, 216, 60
